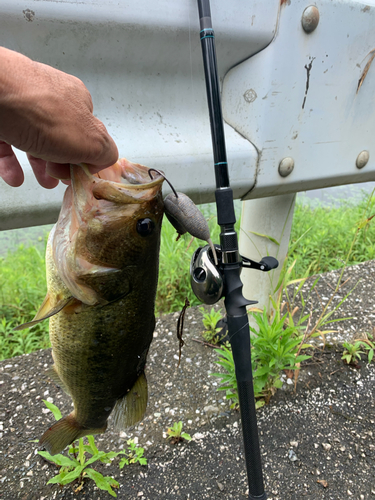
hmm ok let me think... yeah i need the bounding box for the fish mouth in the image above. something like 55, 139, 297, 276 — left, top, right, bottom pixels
71, 159, 165, 206
92, 159, 164, 191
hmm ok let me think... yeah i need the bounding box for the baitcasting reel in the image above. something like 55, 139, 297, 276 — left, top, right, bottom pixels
190, 244, 278, 305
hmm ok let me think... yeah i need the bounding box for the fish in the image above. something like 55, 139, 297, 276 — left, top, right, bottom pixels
16, 158, 166, 455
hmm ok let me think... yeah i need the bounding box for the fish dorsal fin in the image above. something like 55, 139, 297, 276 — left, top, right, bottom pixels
13, 295, 74, 331
112, 373, 148, 430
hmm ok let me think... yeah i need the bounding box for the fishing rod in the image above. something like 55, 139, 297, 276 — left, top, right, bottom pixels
190, 1, 278, 498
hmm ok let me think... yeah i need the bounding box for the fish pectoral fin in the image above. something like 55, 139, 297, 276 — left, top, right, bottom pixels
13, 295, 75, 331
112, 373, 148, 430
39, 413, 107, 455
46, 365, 71, 396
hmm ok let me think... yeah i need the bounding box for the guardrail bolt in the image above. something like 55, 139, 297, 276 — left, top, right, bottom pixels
356, 150, 370, 169
302, 6, 320, 33
278, 157, 295, 177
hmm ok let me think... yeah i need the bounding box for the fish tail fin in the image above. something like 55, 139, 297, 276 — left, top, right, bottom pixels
39, 413, 106, 455
112, 372, 148, 430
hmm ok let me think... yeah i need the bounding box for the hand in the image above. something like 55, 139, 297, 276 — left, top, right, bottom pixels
0, 48, 118, 188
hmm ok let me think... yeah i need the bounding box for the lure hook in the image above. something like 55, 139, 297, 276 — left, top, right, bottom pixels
148, 169, 179, 198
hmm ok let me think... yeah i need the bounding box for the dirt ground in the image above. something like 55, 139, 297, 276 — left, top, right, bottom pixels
1, 261, 375, 500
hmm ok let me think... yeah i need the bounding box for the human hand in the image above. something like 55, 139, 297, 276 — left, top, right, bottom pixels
0, 47, 118, 188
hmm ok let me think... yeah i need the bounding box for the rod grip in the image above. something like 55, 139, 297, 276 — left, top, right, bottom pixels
227, 313, 266, 498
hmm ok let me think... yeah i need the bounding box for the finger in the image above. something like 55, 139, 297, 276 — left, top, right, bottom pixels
82, 120, 118, 168
0, 142, 24, 187
28, 156, 60, 189
45, 161, 71, 181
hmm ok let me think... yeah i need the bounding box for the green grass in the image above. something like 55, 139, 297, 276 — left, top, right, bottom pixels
288, 194, 375, 276
0, 244, 50, 359
1, 194, 375, 360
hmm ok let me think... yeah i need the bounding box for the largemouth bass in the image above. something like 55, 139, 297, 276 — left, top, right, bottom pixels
17, 159, 165, 454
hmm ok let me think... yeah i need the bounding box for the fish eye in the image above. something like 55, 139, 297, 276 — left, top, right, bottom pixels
136, 218, 155, 237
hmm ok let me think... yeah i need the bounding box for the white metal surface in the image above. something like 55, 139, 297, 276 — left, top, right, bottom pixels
223, 0, 375, 199
0, 0, 279, 230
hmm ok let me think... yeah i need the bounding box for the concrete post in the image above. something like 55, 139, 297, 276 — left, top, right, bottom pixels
239, 194, 296, 315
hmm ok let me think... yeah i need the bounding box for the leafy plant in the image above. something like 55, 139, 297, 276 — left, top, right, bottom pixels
211, 346, 240, 409
200, 307, 224, 344
166, 421, 192, 444
38, 401, 147, 497
341, 341, 365, 365
342, 333, 375, 365
118, 440, 147, 468
249, 309, 311, 404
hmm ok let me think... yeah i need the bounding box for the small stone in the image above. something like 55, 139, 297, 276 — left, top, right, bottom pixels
347, 489, 353, 496
217, 481, 224, 491
322, 443, 331, 451
193, 433, 205, 440
203, 405, 220, 416
137, 493, 144, 497
314, 443, 319, 449
290, 440, 298, 448
288, 449, 297, 462
26, 471, 33, 476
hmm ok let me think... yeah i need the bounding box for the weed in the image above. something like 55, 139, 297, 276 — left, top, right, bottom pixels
250, 309, 310, 405
118, 440, 147, 468
38, 401, 147, 497
166, 421, 192, 444
342, 333, 375, 365
341, 341, 365, 365
200, 307, 224, 344
211, 309, 311, 409
211, 346, 240, 409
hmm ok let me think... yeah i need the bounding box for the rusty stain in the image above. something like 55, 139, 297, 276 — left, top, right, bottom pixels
362, 5, 371, 12
357, 49, 375, 94
23, 9, 35, 22
302, 58, 315, 109
280, 0, 291, 6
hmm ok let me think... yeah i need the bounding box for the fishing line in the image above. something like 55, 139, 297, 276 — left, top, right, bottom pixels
176, 297, 190, 368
